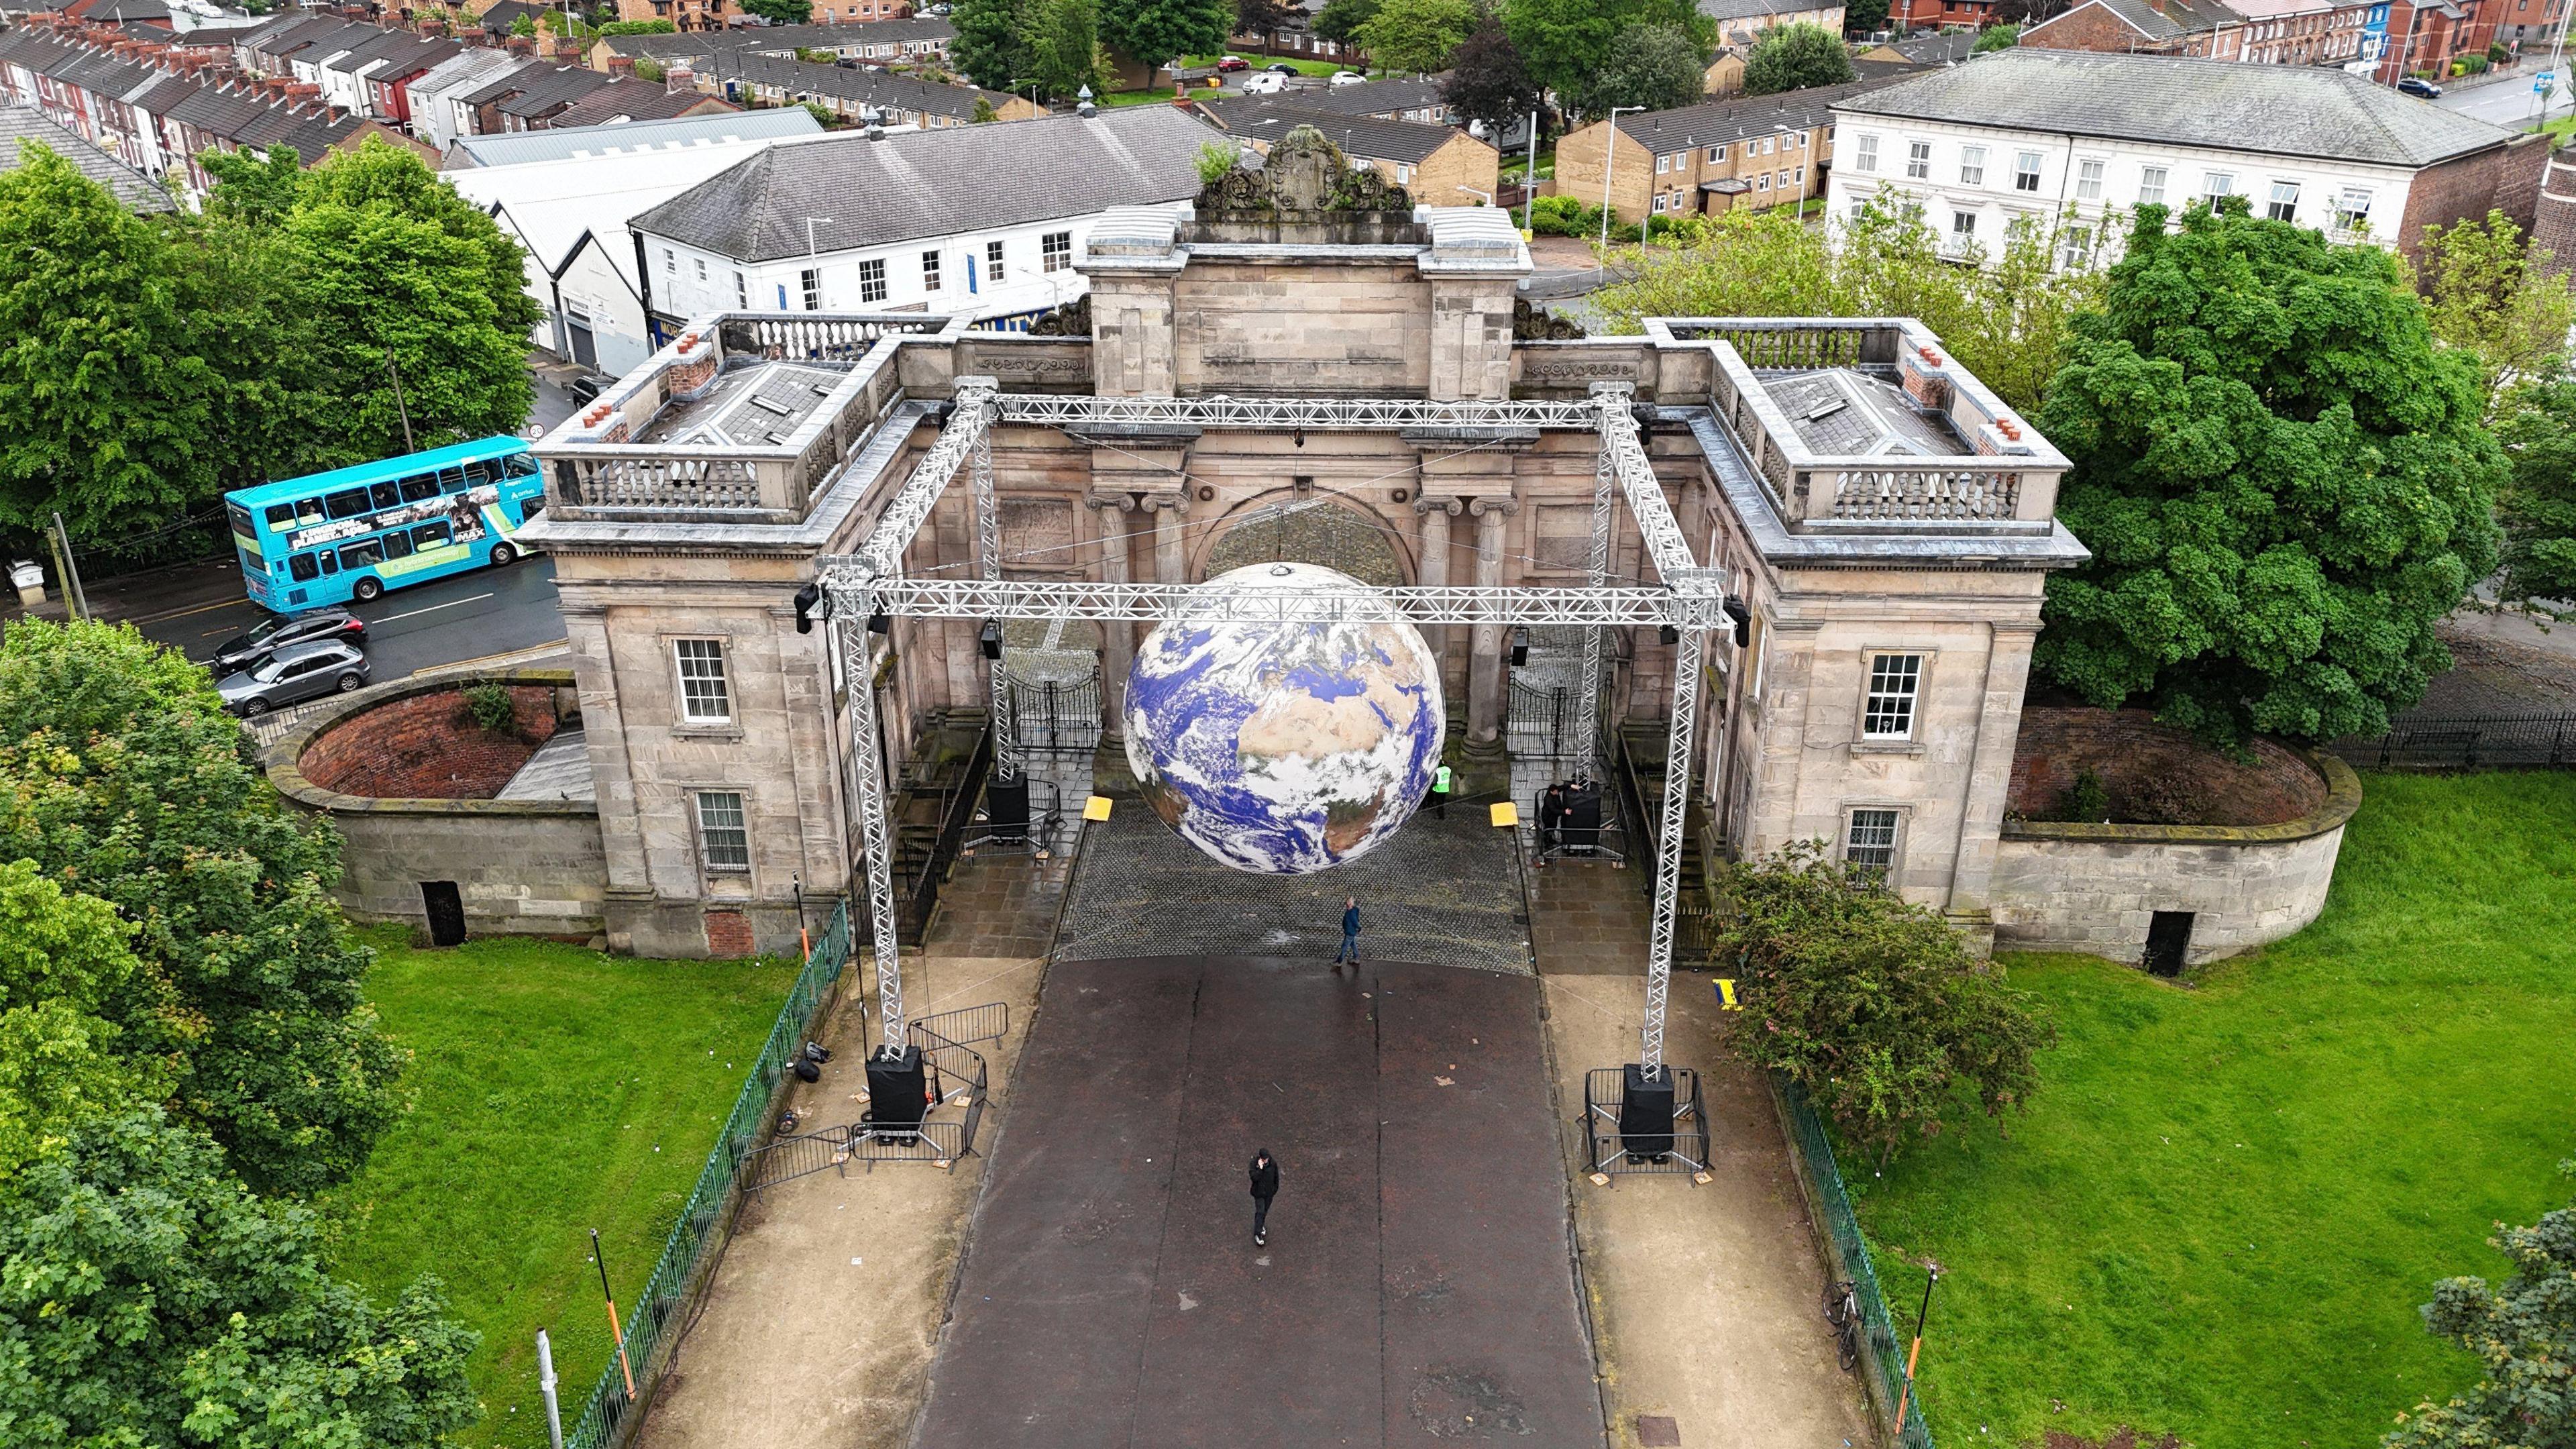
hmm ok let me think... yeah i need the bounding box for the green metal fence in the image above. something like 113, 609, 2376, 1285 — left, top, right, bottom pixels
1770, 1074, 1936, 1449
567, 898, 855, 1449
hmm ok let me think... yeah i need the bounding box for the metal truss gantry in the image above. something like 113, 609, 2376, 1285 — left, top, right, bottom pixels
818, 386, 1713, 1072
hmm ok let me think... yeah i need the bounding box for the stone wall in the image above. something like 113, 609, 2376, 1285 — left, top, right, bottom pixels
1989, 746, 2361, 966
300, 682, 563, 800
2007, 706, 2325, 826
267, 669, 608, 938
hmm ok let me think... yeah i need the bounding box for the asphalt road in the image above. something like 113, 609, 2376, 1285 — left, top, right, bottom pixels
2434, 71, 2570, 125
133, 553, 567, 683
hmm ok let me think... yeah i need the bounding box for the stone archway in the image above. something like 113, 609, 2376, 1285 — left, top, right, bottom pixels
1201, 493, 1409, 587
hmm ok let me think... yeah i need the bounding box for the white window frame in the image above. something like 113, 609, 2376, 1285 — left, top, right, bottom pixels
2204, 170, 2235, 200
1708, 144, 1725, 162
1904, 138, 1930, 179
2333, 187, 2373, 231
922, 248, 942, 291
1656, 152, 1670, 174
2076, 157, 2104, 201
2138, 165, 2168, 206
1041, 229, 1073, 273
1853, 133, 1876, 172
2013, 151, 2042, 193
1959, 144, 1986, 186
2267, 178, 2300, 221
1951, 209, 1976, 237
674, 638, 733, 725
695, 790, 751, 873
1843, 807, 1902, 882
985, 238, 1006, 281
694, 257, 707, 280
733, 270, 746, 308
1861, 651, 1924, 740
858, 256, 888, 303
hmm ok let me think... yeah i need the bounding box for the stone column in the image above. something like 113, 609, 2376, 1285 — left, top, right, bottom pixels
1413, 495, 1460, 676
1087, 492, 1138, 741
1465, 496, 1516, 748
1944, 623, 2040, 935
1145, 491, 1191, 584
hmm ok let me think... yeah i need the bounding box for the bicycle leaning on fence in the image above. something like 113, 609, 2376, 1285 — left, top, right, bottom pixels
1824, 1279, 1861, 1373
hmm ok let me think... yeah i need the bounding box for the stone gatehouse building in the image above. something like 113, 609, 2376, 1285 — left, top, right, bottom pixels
517, 142, 2342, 968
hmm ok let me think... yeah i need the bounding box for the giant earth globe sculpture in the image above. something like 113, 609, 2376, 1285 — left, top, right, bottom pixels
1125, 561, 1446, 874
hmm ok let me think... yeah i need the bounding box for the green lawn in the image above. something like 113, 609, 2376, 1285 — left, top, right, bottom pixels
1845, 772, 2576, 1447
1183, 52, 1354, 76
323, 932, 795, 1449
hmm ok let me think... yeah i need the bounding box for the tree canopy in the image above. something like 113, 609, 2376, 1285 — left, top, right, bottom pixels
1354, 0, 1477, 75
2035, 201, 2502, 745
1100, 0, 1232, 66
1311, 0, 1381, 45
950, 0, 1034, 89
1741, 20, 1853, 94
2385, 1165, 2576, 1449
1442, 18, 1544, 136
1843, 0, 1889, 31
739, 0, 812, 23
2411, 209, 2576, 419
2495, 375, 2576, 612
1031, 0, 1104, 101
1715, 843, 2054, 1165
1972, 20, 2020, 48
1569, 21, 1705, 116
1501, 0, 1709, 117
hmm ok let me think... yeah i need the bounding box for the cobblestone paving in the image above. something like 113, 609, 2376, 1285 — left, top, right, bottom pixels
1056, 796, 1532, 973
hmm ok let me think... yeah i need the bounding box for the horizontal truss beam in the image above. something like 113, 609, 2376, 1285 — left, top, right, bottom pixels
814, 574, 1723, 628
990, 393, 1600, 431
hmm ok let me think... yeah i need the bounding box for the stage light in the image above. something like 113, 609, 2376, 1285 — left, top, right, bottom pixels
979, 620, 1003, 660
866, 608, 892, 635
1723, 595, 1752, 649
792, 581, 831, 635
1659, 623, 1680, 645
1509, 626, 1529, 666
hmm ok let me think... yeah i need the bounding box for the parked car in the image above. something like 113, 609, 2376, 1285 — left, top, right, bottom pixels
1330, 69, 1366, 85
1243, 71, 1289, 93
209, 607, 367, 676
1218, 54, 1250, 71
568, 373, 608, 406
215, 639, 371, 718
2397, 75, 2443, 97
1267, 61, 1297, 74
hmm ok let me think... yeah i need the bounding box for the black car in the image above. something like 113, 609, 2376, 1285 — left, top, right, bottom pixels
214, 640, 371, 718
2397, 76, 2443, 98
568, 374, 608, 406
210, 607, 367, 675
1267, 61, 1297, 74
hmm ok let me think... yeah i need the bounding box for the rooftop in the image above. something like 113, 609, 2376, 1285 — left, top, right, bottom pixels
0, 102, 172, 210
440, 106, 819, 168
639, 360, 856, 445
1271, 75, 1448, 117
1613, 76, 1906, 150
630, 105, 1220, 263
1833, 48, 2516, 168
711, 51, 1020, 120
1759, 368, 1967, 456
1198, 97, 1467, 164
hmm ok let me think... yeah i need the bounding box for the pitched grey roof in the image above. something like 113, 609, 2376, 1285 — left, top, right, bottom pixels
1198, 96, 1464, 163
1613, 75, 1904, 150
715, 51, 1015, 121
631, 103, 1222, 262
440, 105, 818, 167
594, 15, 954, 59
1280, 76, 1447, 118
1699, 0, 1841, 18
1884, 30, 1978, 63
1833, 48, 2516, 168
0, 103, 172, 210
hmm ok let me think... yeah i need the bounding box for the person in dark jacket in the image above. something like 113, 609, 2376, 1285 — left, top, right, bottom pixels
1249, 1148, 1280, 1245
1332, 897, 1360, 970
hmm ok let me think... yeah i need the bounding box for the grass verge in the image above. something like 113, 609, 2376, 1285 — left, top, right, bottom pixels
1848, 772, 2576, 1448
323, 930, 796, 1449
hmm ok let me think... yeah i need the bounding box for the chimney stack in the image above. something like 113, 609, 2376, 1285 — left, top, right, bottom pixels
608, 54, 637, 72
506, 35, 534, 55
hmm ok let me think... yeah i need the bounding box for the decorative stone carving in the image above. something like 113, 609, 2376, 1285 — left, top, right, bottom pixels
1028, 293, 1091, 337
1197, 125, 1414, 217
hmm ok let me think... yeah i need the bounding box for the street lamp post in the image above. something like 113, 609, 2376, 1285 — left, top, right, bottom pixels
1597, 105, 1643, 278
806, 216, 834, 257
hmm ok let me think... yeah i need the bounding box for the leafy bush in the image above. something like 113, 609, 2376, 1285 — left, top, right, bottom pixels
2052, 767, 2110, 822
461, 681, 518, 734
598, 17, 677, 32
1195, 141, 1240, 186
2487, 40, 2512, 63
2385, 1160, 2576, 1449
2453, 54, 2488, 75
1715, 842, 2055, 1166
2119, 771, 2210, 826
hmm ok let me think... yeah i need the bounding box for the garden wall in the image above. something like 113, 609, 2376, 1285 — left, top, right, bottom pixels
1990, 710, 2363, 967
266, 669, 607, 938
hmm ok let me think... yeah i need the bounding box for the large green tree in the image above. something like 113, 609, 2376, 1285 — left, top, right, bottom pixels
1442, 18, 1544, 136
738, 0, 811, 21
1034, 0, 1104, 99
1100, 0, 1232, 67
950, 0, 1036, 90
2036, 201, 2502, 745
1311, 0, 1381, 46
0, 859, 165, 1181
1501, 0, 1708, 114
2385, 1166, 2576, 1449
1741, 20, 1854, 94
0, 619, 403, 1195
1568, 21, 1705, 117
2495, 375, 2576, 613
0, 145, 225, 541
1715, 842, 2054, 1166
1353, 0, 1476, 75
0, 1107, 478, 1448
2412, 209, 2576, 419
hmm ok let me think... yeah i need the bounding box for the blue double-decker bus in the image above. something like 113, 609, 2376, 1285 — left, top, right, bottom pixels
225, 437, 545, 612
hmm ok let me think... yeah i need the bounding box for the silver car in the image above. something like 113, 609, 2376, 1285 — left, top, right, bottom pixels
215, 639, 371, 717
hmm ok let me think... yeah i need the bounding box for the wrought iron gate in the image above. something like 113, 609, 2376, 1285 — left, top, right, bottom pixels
1005, 669, 1102, 754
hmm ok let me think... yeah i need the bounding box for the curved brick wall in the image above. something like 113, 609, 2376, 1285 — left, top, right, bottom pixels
299, 684, 561, 800
2007, 706, 2326, 826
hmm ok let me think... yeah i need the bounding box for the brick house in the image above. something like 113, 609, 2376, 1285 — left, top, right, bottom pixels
1197, 97, 1501, 207
680, 52, 1040, 127
1825, 49, 2542, 266
586, 15, 955, 72
1699, 0, 1848, 47
1554, 77, 1899, 224
2018, 0, 2385, 64
609, 0, 907, 34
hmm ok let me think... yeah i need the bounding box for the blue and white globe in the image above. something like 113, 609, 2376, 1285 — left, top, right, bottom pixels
1126, 561, 1446, 874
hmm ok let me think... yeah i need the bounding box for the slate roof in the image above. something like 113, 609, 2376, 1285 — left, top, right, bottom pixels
1613, 76, 1904, 151
547, 75, 728, 127
1279, 75, 1448, 118
1198, 96, 1463, 164
472, 0, 549, 36
1881, 30, 1979, 62
440, 105, 818, 166
1698, 0, 1841, 17
492, 62, 613, 119
323, 30, 458, 83
459, 56, 559, 105
631, 103, 1220, 262
0, 102, 171, 209
1835, 48, 2517, 168
593, 14, 955, 57
717, 52, 1017, 121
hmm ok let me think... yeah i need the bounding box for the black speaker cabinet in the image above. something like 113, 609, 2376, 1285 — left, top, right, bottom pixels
864, 1045, 927, 1130
986, 777, 1030, 833
1619, 1063, 1676, 1160
1562, 788, 1603, 850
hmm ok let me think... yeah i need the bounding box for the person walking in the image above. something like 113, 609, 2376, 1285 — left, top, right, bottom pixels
1332, 896, 1360, 970
1430, 761, 1452, 818
1248, 1148, 1279, 1245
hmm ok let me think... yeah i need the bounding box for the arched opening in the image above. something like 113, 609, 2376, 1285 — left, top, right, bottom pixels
1202, 494, 1409, 587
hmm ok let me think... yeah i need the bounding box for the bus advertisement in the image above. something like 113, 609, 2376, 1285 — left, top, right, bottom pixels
225, 437, 545, 612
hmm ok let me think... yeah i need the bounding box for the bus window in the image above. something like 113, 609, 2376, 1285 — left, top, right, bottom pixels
463, 458, 502, 488
442, 466, 474, 493
413, 521, 452, 549
368, 480, 400, 510
339, 539, 382, 569
264, 503, 297, 528
398, 473, 440, 502
297, 497, 325, 524
319, 549, 338, 575
504, 451, 540, 478
288, 553, 321, 583
382, 531, 414, 561
325, 488, 372, 519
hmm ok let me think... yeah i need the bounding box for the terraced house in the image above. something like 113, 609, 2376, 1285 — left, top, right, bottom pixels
1554, 77, 1900, 225
1198, 95, 1500, 207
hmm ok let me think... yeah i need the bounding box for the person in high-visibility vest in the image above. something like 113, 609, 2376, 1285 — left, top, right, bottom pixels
1431, 761, 1452, 818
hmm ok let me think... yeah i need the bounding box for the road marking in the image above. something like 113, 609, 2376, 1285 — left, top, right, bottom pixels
136, 598, 248, 625
370, 592, 494, 626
